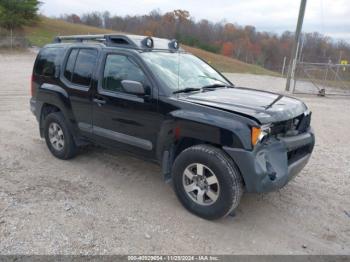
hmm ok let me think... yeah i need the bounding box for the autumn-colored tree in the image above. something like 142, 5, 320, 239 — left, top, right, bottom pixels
173, 9, 190, 23
221, 42, 234, 57
81, 12, 103, 27
144, 30, 153, 37
223, 23, 236, 41
160, 12, 176, 38
60, 14, 81, 24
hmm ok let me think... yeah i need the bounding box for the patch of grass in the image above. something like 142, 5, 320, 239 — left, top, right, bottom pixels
183, 46, 278, 76
0, 47, 29, 54
23, 16, 116, 47
22, 16, 277, 75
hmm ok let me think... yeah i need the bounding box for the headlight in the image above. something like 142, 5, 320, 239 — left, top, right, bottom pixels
251, 124, 271, 146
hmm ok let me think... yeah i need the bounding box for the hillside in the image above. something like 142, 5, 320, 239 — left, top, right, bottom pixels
23, 17, 116, 47
183, 46, 276, 75
23, 17, 276, 75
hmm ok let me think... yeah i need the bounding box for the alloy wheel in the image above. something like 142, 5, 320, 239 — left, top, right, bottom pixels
48, 122, 65, 151
182, 163, 220, 206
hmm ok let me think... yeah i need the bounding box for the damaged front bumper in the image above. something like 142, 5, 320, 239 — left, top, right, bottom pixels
223, 128, 315, 193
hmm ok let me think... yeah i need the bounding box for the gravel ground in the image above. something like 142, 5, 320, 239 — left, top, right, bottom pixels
0, 52, 349, 255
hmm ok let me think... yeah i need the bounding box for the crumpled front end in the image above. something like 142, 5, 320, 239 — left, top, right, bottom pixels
224, 127, 315, 193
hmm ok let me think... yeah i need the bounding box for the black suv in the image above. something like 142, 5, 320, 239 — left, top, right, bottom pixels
30, 34, 315, 219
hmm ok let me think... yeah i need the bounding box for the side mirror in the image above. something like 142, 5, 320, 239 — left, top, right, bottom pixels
121, 80, 145, 95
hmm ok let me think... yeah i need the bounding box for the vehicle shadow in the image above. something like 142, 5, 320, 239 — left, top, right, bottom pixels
75, 144, 277, 223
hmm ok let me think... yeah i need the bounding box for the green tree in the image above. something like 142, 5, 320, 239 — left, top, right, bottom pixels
0, 0, 41, 31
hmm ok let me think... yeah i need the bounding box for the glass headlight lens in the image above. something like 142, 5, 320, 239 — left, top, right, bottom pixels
251, 124, 271, 146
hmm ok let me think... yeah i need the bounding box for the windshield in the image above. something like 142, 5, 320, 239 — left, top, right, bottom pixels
140, 52, 231, 94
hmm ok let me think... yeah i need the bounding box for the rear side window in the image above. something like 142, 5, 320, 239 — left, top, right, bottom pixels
64, 48, 98, 87
35, 47, 63, 77
64, 49, 78, 81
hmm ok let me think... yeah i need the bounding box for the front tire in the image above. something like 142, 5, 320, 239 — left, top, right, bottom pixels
172, 144, 243, 220
44, 112, 77, 160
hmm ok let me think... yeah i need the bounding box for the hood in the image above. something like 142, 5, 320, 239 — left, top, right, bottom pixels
182, 87, 308, 124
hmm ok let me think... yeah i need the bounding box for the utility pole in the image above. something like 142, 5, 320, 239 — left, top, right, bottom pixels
298, 33, 305, 62
286, 0, 307, 91
281, 56, 287, 76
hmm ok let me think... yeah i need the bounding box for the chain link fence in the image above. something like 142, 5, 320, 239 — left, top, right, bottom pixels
0, 31, 54, 49
292, 62, 350, 96
0, 35, 31, 48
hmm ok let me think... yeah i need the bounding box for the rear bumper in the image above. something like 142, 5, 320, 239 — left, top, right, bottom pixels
223, 128, 315, 193
30, 97, 42, 122
30, 97, 36, 116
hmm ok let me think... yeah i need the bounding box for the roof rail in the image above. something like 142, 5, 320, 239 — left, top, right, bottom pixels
53, 34, 138, 48
53, 34, 105, 43
52, 34, 181, 51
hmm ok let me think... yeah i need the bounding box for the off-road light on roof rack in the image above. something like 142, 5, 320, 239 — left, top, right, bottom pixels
141, 36, 154, 49
169, 39, 180, 50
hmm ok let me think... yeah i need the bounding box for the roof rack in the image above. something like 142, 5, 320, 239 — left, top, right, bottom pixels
52, 34, 181, 51
53, 34, 138, 48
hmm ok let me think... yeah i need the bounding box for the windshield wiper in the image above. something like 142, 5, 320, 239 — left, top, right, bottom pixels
198, 75, 234, 87
201, 83, 228, 89
173, 87, 201, 94
173, 84, 231, 94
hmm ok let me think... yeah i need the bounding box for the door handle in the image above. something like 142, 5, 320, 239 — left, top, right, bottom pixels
93, 98, 106, 106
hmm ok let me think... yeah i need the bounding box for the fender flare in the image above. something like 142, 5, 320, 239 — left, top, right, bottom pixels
157, 109, 253, 182
36, 84, 82, 144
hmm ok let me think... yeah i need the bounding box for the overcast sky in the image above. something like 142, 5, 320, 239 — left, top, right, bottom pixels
40, 0, 350, 42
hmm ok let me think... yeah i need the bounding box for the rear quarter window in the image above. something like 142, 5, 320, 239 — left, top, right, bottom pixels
64, 49, 79, 81
34, 47, 64, 77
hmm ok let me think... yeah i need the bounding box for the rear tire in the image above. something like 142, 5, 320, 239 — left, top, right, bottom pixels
44, 112, 78, 160
172, 144, 243, 220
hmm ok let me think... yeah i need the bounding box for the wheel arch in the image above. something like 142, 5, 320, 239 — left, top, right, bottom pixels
39, 103, 61, 137
158, 116, 248, 183
39, 102, 85, 146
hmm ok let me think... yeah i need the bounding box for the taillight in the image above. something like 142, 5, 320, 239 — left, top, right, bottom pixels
31, 74, 35, 97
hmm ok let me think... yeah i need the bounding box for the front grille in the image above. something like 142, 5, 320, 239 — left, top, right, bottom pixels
270, 112, 311, 136
270, 119, 293, 135
297, 112, 311, 133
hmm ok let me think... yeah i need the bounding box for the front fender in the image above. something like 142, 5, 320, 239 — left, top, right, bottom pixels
156, 109, 254, 181
169, 109, 252, 149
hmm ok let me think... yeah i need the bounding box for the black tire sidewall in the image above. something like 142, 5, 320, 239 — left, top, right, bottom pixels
172, 145, 242, 220
44, 112, 76, 159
